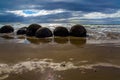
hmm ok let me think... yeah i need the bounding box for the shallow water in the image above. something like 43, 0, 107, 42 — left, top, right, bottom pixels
0, 24, 120, 80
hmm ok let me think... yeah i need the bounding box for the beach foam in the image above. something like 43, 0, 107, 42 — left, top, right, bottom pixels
0, 58, 120, 79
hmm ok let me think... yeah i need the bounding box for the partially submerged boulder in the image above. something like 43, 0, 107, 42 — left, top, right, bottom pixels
70, 24, 87, 37
35, 27, 53, 38
0, 25, 14, 33
53, 26, 69, 37
17, 27, 27, 35
26, 24, 42, 36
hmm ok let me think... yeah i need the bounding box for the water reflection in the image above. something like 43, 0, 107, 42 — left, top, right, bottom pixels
26, 37, 52, 44
54, 37, 69, 44
54, 37, 86, 46
0, 35, 14, 40
17, 35, 26, 39
70, 37, 86, 47
0, 34, 87, 46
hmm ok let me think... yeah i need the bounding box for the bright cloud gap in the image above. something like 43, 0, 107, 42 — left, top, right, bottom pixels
6, 9, 120, 19
6, 9, 66, 17
82, 10, 120, 19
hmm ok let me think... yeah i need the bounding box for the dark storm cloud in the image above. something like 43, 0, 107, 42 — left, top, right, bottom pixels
0, 13, 24, 22
0, 0, 120, 12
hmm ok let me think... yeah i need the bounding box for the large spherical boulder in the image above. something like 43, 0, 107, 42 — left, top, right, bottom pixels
0, 25, 14, 33
26, 24, 42, 36
70, 25, 87, 37
35, 27, 53, 38
53, 26, 69, 37
17, 27, 27, 35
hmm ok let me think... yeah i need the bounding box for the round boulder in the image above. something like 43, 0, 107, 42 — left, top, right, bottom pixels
17, 27, 27, 35
26, 24, 42, 36
53, 26, 69, 37
70, 24, 87, 37
0, 25, 14, 33
35, 27, 53, 38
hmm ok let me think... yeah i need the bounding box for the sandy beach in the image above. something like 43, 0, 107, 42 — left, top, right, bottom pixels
0, 32, 120, 80
0, 0, 120, 79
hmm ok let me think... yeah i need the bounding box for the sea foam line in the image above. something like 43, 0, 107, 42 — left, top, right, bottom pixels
0, 59, 120, 79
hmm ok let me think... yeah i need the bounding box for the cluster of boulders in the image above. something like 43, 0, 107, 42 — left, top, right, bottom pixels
0, 24, 87, 38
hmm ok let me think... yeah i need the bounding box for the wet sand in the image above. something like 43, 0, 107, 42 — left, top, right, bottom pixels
0, 35, 120, 80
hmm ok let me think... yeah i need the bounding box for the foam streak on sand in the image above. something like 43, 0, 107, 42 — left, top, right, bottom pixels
0, 59, 120, 79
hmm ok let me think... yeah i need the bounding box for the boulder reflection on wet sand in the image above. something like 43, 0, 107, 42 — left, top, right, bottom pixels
17, 35, 26, 39
70, 37, 86, 47
54, 37, 69, 44
0, 34, 14, 40
27, 37, 52, 44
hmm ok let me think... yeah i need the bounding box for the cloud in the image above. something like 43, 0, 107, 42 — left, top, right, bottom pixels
0, 0, 120, 24
82, 10, 120, 19
6, 9, 66, 17
4, 9, 120, 24
47, 10, 120, 24
0, 13, 24, 22
19, 5, 42, 9
0, 13, 4, 15
52, 10, 120, 21
0, 0, 120, 12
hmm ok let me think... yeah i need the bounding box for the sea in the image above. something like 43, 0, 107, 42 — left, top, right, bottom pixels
0, 23, 120, 80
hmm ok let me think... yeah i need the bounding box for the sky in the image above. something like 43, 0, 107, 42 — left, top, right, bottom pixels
0, 0, 120, 24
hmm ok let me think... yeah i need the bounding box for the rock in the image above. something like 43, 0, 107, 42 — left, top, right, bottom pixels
60, 62, 66, 67
0, 25, 14, 33
20, 27, 27, 29
35, 27, 53, 38
17, 27, 27, 35
26, 24, 42, 36
60, 63, 66, 67
70, 24, 87, 37
53, 26, 69, 37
